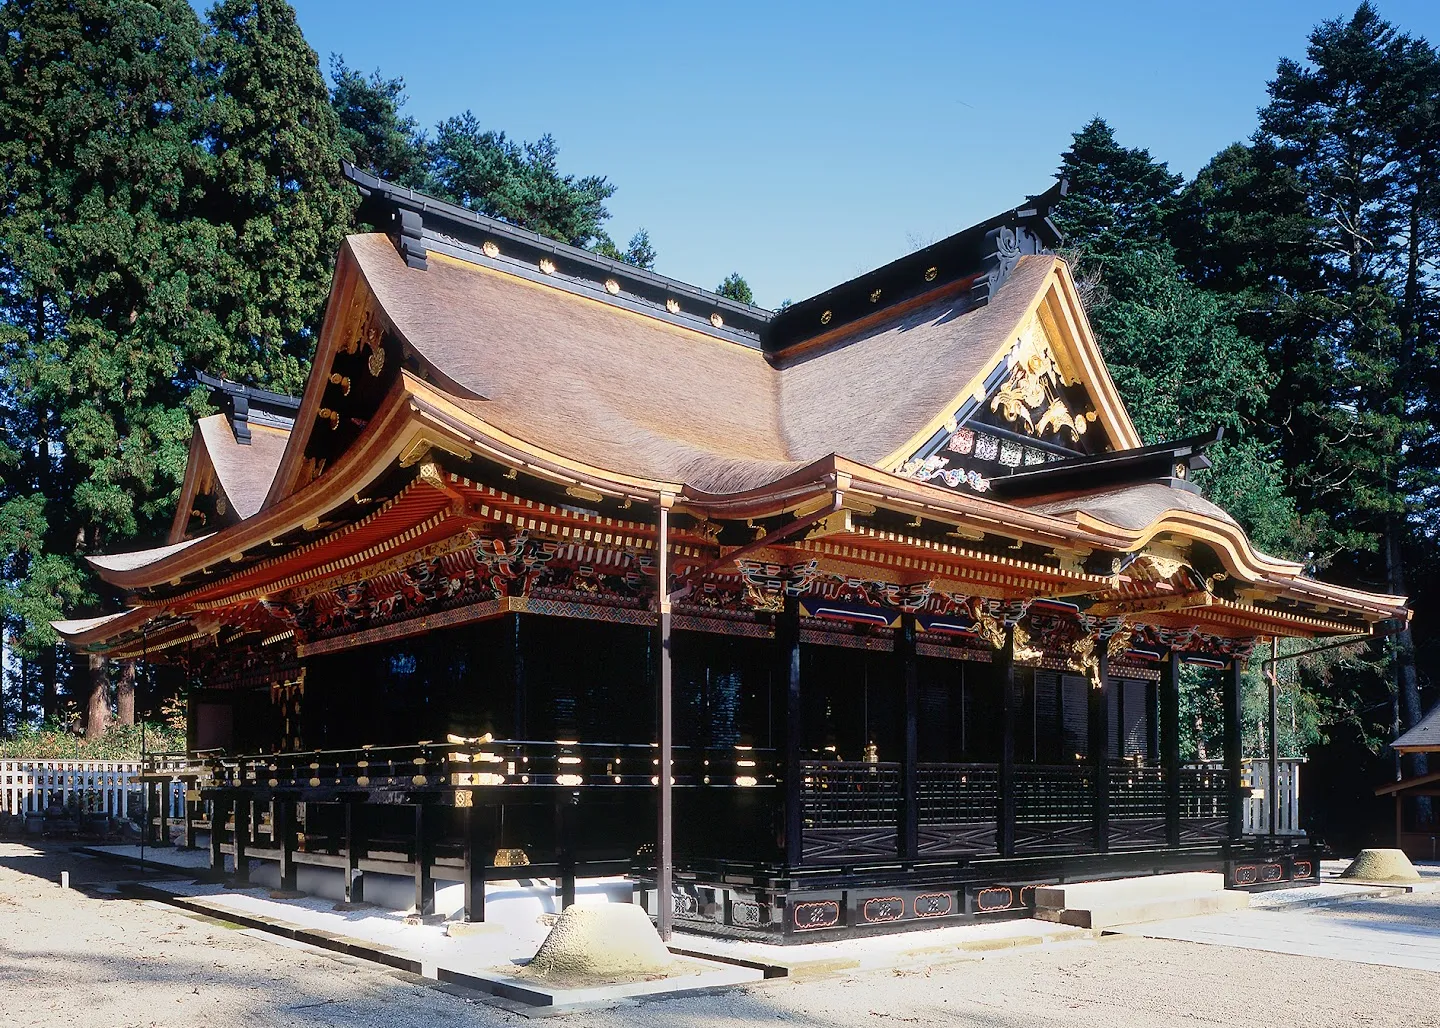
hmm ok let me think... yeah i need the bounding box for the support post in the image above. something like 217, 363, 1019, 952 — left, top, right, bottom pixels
232, 799, 249, 882
344, 801, 365, 904
1224, 657, 1245, 843
997, 625, 1017, 857
157, 780, 170, 846
276, 800, 297, 893
898, 612, 919, 860
1089, 647, 1112, 852
413, 804, 434, 915
556, 794, 577, 909
1267, 637, 1279, 838
208, 797, 227, 874
777, 595, 803, 867
182, 791, 196, 850
655, 494, 674, 940
1161, 649, 1182, 848
511, 613, 525, 739
464, 795, 491, 922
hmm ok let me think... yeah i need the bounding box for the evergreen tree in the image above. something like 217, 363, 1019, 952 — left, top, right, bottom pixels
0, 0, 215, 719
427, 114, 615, 248
1052, 118, 1182, 253
594, 228, 657, 270
329, 54, 428, 188
715, 272, 754, 305
200, 0, 356, 394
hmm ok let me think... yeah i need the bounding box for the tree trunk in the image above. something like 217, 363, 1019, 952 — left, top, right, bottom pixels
41, 643, 58, 722
117, 660, 136, 727
84, 653, 109, 740
1386, 521, 1428, 781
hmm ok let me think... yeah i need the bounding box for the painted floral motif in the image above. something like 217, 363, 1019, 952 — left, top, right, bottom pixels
897, 454, 990, 492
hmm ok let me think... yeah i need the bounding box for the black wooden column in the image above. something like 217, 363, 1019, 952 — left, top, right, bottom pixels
413, 803, 434, 915
1267, 637, 1280, 838
1161, 650, 1183, 847
232, 800, 249, 882
655, 496, 674, 940
1224, 658, 1246, 843
343, 800, 365, 904
1089, 648, 1113, 852
777, 596, 804, 867
276, 800, 297, 892
464, 796, 493, 922
897, 613, 920, 860
996, 626, 1017, 858
556, 794, 577, 909
208, 797, 228, 874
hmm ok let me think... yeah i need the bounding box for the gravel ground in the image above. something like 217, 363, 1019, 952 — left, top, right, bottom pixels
1, 842, 1436, 1028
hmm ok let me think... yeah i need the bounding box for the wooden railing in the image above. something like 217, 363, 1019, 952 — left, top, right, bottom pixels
1242, 758, 1304, 836
0, 759, 188, 819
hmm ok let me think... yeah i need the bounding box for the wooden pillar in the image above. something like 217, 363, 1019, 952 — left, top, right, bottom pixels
1161, 650, 1182, 847
1089, 647, 1112, 852
276, 800, 297, 893
182, 792, 196, 850
1224, 657, 1245, 843
655, 494, 673, 940
997, 625, 1017, 858
232, 800, 249, 882
464, 796, 491, 923
556, 794, 576, 910
511, 613, 525, 739
413, 803, 434, 915
777, 596, 803, 866
344, 801, 365, 904
157, 780, 170, 846
1267, 637, 1280, 838
898, 612, 920, 860
208, 796, 228, 874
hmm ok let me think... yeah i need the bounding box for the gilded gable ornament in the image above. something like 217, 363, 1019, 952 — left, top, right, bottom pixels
989, 332, 1096, 442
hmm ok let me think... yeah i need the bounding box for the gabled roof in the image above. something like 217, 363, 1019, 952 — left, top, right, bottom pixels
168, 415, 290, 542
1393, 703, 1440, 753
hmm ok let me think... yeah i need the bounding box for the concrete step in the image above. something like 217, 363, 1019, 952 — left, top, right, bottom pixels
1033, 888, 1248, 929
1034, 872, 1226, 910
1031, 873, 1247, 930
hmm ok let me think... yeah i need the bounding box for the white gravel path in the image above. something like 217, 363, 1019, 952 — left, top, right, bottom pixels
2, 842, 1438, 1028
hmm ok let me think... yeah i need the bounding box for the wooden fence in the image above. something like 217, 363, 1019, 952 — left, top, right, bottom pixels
1242, 758, 1304, 836
0, 759, 187, 820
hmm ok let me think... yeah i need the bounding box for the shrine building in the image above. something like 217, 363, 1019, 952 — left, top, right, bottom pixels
54, 165, 1409, 941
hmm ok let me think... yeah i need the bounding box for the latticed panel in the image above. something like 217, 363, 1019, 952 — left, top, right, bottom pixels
1014, 764, 1097, 852
799, 761, 902, 828
916, 763, 999, 825
1109, 766, 1167, 820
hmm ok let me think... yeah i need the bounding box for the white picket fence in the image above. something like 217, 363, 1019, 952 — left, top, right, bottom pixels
1243, 757, 1304, 836
0, 759, 187, 820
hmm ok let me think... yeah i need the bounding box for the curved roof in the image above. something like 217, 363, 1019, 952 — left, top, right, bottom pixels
349, 234, 1067, 494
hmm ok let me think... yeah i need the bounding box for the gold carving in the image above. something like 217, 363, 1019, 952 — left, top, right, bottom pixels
416, 462, 446, 489
367, 340, 385, 377
604, 278, 620, 295
328, 372, 351, 395
482, 240, 500, 258
565, 484, 605, 504
665, 298, 680, 314
317, 408, 340, 430
989, 332, 1097, 440
710, 312, 724, 328
869, 288, 882, 303
1012, 622, 1043, 664
924, 266, 938, 282
971, 605, 1006, 650
1106, 622, 1135, 660
820, 309, 832, 325
539, 258, 556, 275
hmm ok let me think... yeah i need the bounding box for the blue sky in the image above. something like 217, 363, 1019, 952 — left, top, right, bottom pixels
278, 0, 1440, 308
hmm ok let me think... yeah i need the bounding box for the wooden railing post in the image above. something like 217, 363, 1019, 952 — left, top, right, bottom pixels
777, 596, 803, 867
1089, 648, 1112, 852
1224, 658, 1245, 843
898, 612, 919, 860
343, 800, 365, 905
1161, 650, 1182, 847
464, 796, 492, 923
997, 625, 1017, 858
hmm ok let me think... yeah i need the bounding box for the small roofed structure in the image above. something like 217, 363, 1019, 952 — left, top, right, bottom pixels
57, 164, 1408, 941
1377, 703, 1440, 861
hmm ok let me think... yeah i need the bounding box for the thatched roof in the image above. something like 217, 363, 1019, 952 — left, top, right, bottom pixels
350, 233, 1058, 494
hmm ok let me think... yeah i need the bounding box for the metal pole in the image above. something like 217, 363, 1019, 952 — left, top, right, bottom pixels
1268, 636, 1279, 838
656, 495, 673, 941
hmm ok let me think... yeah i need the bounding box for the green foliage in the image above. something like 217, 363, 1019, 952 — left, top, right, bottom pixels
427, 115, 615, 248
0, 719, 185, 759
329, 54, 428, 188
594, 228, 657, 270
715, 272, 754, 305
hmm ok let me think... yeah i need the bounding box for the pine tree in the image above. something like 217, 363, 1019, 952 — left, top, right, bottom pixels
0, 0, 217, 718
427, 114, 615, 248
715, 273, 754, 305
329, 55, 428, 188
200, 0, 356, 394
